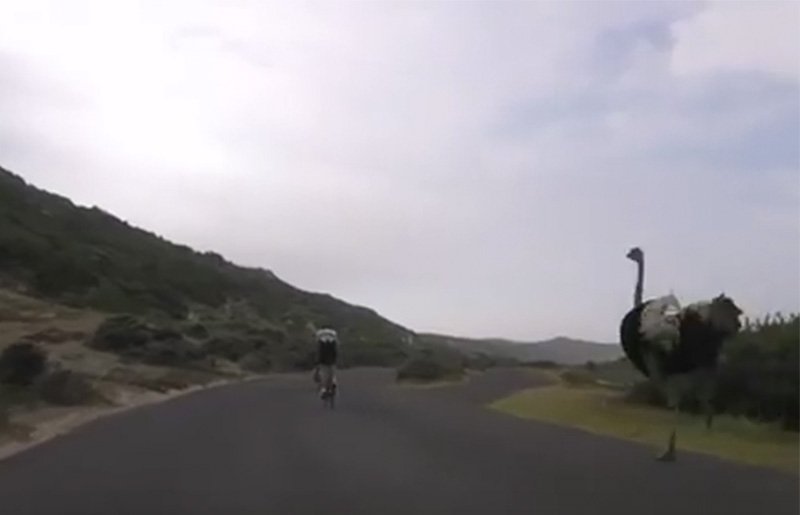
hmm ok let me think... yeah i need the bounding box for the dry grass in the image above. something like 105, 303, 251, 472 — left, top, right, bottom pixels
0, 289, 255, 464
0, 290, 105, 353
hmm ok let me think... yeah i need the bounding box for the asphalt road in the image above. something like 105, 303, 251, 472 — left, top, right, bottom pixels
0, 368, 796, 515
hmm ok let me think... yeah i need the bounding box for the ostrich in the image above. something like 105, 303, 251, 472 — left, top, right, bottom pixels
619, 247, 742, 461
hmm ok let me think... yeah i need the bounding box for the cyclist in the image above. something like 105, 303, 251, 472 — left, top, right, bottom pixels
314, 327, 339, 398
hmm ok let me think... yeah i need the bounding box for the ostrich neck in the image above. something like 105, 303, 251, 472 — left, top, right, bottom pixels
634, 259, 644, 308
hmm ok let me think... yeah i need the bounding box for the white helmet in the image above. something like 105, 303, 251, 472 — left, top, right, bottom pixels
316, 328, 338, 343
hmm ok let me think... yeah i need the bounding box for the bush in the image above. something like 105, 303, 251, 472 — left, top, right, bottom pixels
203, 336, 262, 361
464, 352, 496, 371
150, 327, 184, 342
133, 338, 204, 366
624, 379, 666, 406
184, 323, 210, 340
23, 327, 86, 345
239, 350, 272, 373
90, 315, 151, 351
103, 366, 146, 387
90, 315, 206, 367
267, 340, 317, 372
396, 347, 464, 382
714, 315, 799, 430
0, 343, 47, 385
37, 370, 100, 406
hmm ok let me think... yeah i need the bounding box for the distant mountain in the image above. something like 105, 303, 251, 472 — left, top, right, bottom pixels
521, 337, 622, 364
0, 166, 412, 366
419, 334, 622, 365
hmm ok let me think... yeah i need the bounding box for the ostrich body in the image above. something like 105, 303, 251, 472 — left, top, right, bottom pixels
619, 247, 742, 461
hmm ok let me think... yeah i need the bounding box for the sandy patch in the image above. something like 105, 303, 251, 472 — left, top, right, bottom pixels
0, 375, 262, 463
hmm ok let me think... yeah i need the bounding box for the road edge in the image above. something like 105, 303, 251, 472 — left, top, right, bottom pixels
0, 374, 266, 463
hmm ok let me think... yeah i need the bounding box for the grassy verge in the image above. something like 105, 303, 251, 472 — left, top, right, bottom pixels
490, 384, 799, 474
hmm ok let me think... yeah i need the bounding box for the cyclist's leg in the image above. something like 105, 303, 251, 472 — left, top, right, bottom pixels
329, 364, 337, 394
321, 365, 333, 393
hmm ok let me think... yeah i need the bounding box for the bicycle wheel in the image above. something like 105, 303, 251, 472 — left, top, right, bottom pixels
321, 384, 336, 409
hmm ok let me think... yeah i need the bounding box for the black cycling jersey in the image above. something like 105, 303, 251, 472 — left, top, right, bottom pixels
318, 338, 338, 366
316, 329, 339, 366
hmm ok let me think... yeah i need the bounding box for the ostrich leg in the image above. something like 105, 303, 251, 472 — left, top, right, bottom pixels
696, 368, 716, 430
644, 353, 679, 462
658, 380, 681, 462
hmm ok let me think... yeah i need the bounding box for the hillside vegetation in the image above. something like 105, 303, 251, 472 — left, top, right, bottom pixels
0, 166, 412, 368
0, 165, 421, 445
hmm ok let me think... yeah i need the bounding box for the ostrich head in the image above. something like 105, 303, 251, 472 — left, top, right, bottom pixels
707, 294, 743, 337
626, 247, 643, 263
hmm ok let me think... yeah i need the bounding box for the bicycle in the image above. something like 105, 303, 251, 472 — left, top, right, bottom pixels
314, 366, 337, 409
321, 381, 337, 409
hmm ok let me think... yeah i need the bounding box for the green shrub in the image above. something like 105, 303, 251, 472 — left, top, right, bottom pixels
184, 323, 210, 340
102, 366, 145, 387
37, 370, 100, 406
23, 327, 86, 345
396, 347, 464, 382
268, 340, 317, 371
239, 351, 272, 373
714, 315, 799, 430
0, 343, 47, 386
90, 315, 151, 351
90, 315, 207, 366
203, 336, 262, 361
133, 339, 204, 366
624, 379, 666, 406
464, 352, 496, 371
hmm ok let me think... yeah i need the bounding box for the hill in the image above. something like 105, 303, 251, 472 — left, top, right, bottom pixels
0, 164, 619, 369
0, 166, 412, 367
420, 334, 622, 365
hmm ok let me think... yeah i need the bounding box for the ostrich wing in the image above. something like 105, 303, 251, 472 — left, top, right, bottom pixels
640, 294, 681, 352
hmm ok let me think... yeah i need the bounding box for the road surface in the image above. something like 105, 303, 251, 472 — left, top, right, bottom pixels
0, 368, 796, 515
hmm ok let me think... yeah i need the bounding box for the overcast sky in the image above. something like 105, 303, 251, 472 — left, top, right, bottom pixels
0, 1, 797, 342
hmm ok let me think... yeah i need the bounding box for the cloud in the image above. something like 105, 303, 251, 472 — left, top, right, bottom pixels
0, 0, 797, 341
670, 1, 799, 78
